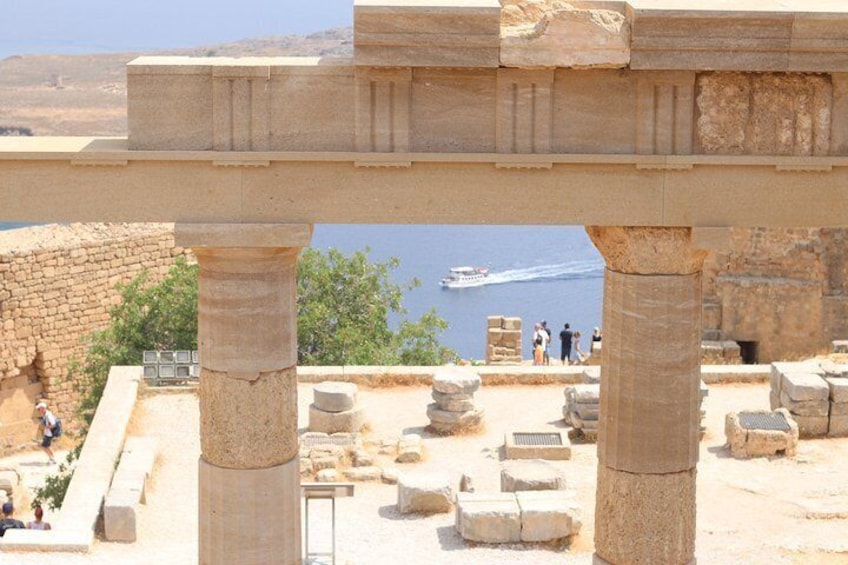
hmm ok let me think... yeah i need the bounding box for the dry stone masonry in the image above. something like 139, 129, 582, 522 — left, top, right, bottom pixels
769, 360, 848, 438
427, 366, 484, 434
486, 316, 522, 364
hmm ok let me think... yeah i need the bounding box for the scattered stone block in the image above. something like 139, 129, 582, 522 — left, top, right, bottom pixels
103, 491, 141, 543
725, 409, 799, 459
504, 431, 571, 461
343, 466, 382, 482
381, 468, 399, 485
313, 381, 358, 413
351, 449, 375, 467
397, 473, 453, 514
308, 404, 366, 434
779, 391, 830, 417
316, 469, 339, 482
827, 378, 848, 403
312, 457, 338, 472
432, 366, 481, 395
455, 492, 521, 543
781, 372, 829, 402
500, 460, 566, 493
396, 434, 422, 463
515, 490, 582, 542
427, 404, 484, 434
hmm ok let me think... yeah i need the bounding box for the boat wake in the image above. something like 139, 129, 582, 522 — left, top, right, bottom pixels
444, 260, 604, 288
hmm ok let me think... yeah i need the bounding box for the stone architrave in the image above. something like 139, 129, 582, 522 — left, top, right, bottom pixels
500, 1, 630, 69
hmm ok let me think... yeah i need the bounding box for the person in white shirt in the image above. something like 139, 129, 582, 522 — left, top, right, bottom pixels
36, 401, 59, 465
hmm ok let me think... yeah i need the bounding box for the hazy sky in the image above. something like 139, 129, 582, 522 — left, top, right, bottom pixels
1, 0, 353, 57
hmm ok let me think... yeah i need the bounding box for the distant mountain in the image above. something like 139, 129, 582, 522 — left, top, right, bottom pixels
0, 28, 353, 137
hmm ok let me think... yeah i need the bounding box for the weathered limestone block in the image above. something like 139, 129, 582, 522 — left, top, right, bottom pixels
460, 473, 475, 493
781, 372, 829, 401
351, 449, 374, 468
427, 404, 485, 434
503, 317, 521, 331
793, 414, 830, 438
829, 415, 848, 438
779, 391, 830, 417
515, 490, 582, 542
0, 469, 19, 496
396, 434, 422, 463
299, 458, 314, 477
343, 466, 382, 482
819, 360, 848, 379
832, 403, 848, 417
500, 1, 629, 69
381, 468, 399, 485
308, 404, 366, 434
104, 491, 140, 542
696, 73, 832, 156
432, 390, 476, 412
432, 367, 481, 395
313, 381, 358, 413
316, 469, 338, 482
455, 492, 522, 543
725, 409, 799, 459
312, 457, 338, 472
397, 473, 453, 514
827, 377, 848, 403
500, 460, 566, 493
582, 367, 600, 384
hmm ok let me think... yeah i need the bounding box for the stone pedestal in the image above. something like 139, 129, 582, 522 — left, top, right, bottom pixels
587, 226, 706, 565
176, 223, 312, 565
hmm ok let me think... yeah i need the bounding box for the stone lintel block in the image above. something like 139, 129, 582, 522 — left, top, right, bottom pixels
354, 0, 502, 68
781, 372, 829, 401
455, 492, 521, 543
828, 415, 848, 438
432, 389, 476, 412
504, 431, 571, 461
313, 381, 358, 413
103, 492, 139, 542
397, 473, 453, 514
595, 465, 695, 565
515, 489, 582, 542
792, 414, 829, 438
779, 391, 830, 417
500, 460, 566, 493
827, 378, 848, 403
308, 404, 366, 434
432, 366, 481, 394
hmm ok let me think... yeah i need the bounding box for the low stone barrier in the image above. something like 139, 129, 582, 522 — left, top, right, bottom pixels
104, 436, 158, 542
0, 366, 141, 552
769, 360, 848, 438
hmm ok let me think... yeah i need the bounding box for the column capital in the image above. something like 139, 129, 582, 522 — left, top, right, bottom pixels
174, 223, 313, 249
586, 226, 708, 275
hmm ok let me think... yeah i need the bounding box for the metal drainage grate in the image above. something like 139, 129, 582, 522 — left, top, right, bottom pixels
738, 411, 791, 432
513, 432, 563, 447
300, 435, 358, 448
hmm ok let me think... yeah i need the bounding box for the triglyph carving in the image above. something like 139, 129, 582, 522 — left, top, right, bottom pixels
696, 73, 832, 156
500, 1, 630, 69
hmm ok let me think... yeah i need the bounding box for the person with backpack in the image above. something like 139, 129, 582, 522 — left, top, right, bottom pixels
35, 401, 61, 465
0, 502, 25, 537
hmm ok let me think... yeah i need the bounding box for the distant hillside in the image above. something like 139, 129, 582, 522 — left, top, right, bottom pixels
0, 28, 353, 137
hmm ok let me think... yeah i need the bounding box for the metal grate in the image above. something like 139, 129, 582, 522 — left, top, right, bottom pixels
738, 411, 791, 432
512, 432, 563, 447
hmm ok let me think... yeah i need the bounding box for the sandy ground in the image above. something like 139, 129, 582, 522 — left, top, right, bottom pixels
2, 382, 848, 565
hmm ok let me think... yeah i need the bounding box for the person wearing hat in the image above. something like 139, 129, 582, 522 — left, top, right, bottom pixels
0, 502, 25, 537
35, 401, 59, 465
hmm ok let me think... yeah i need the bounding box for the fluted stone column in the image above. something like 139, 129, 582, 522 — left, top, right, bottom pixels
586, 226, 707, 565
176, 224, 313, 565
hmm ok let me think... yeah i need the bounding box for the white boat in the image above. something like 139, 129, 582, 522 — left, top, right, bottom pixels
439, 266, 489, 288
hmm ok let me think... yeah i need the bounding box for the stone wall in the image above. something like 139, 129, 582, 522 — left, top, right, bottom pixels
702, 227, 848, 363
0, 223, 190, 453
486, 316, 522, 364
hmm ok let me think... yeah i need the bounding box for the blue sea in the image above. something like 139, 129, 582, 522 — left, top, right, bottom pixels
0, 223, 604, 360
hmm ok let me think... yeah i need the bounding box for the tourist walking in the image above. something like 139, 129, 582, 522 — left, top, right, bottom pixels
541, 320, 552, 365
560, 323, 573, 365
572, 331, 587, 364
26, 506, 51, 531
0, 502, 24, 537
36, 401, 60, 465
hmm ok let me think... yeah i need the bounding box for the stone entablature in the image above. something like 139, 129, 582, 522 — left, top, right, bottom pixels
0, 224, 191, 454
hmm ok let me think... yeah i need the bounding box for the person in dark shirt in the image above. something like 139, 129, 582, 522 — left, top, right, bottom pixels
559, 323, 573, 365
0, 502, 25, 537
